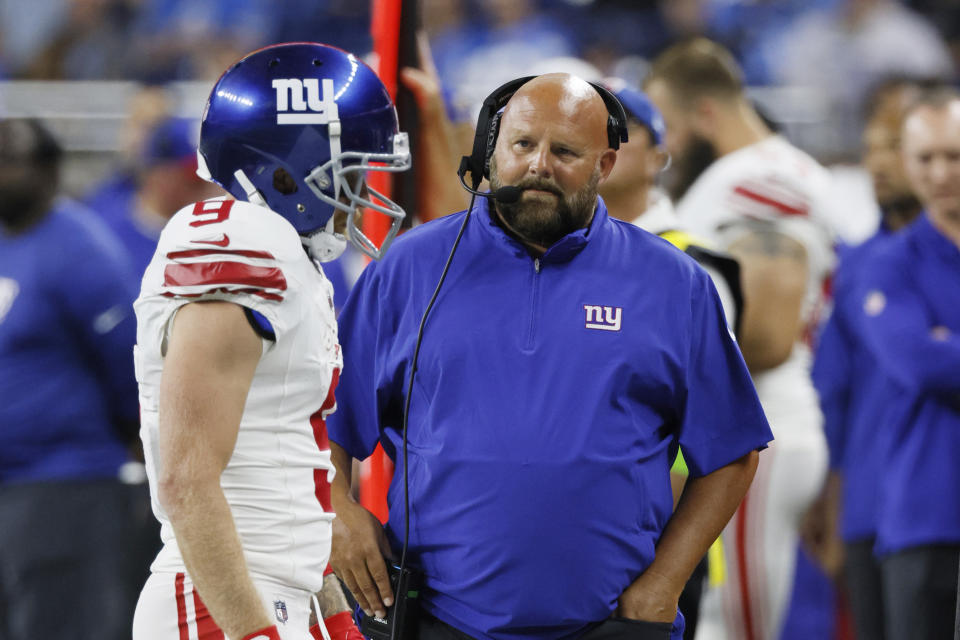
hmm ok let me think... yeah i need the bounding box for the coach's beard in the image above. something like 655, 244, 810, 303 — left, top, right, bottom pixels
490, 164, 599, 250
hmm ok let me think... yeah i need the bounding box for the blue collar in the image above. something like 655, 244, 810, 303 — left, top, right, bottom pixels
472, 194, 610, 263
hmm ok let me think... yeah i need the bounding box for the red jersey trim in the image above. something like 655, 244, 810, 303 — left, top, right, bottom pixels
733, 185, 808, 217
164, 262, 287, 293
167, 248, 276, 261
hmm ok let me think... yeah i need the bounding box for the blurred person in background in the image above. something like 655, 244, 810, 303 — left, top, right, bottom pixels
599, 79, 741, 335
19, 0, 137, 79
398, 31, 473, 224
443, 0, 576, 122
804, 78, 924, 640
97, 117, 222, 278
597, 80, 673, 231
420, 0, 484, 110
269, 0, 372, 67
773, 0, 954, 160
84, 84, 174, 222
0, 0, 137, 79
645, 38, 836, 640
852, 86, 960, 640
0, 118, 141, 640
126, 0, 276, 82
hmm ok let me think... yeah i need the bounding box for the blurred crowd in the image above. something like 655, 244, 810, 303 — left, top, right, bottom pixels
3, 1, 960, 639
2, 0, 959, 160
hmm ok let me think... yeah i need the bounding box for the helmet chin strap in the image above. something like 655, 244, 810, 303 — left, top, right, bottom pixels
302, 118, 350, 263
302, 216, 347, 263
233, 166, 345, 261
233, 169, 268, 207
231, 119, 349, 264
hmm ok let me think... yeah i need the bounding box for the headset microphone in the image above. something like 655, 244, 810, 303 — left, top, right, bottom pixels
456, 169, 523, 204
488, 185, 523, 204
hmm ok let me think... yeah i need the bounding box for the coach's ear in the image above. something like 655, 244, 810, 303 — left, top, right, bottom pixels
597, 148, 617, 183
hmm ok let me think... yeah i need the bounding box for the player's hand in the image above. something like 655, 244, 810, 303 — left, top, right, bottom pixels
799, 472, 844, 578
399, 31, 444, 121
330, 500, 394, 619
615, 567, 680, 624
800, 498, 845, 577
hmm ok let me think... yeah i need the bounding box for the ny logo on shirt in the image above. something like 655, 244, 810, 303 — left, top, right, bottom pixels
584, 305, 622, 332
0, 277, 19, 324
272, 78, 338, 125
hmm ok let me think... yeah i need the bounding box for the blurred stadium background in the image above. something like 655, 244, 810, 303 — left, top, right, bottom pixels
3, 2, 959, 638
1, 0, 958, 245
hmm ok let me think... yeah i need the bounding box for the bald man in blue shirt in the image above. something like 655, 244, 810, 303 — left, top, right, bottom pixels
326, 74, 773, 640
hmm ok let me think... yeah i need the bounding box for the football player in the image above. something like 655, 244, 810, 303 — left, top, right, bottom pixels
131, 42, 410, 640
646, 38, 835, 640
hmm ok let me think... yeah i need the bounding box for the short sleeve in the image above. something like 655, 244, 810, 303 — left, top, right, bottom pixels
327, 260, 403, 460
148, 199, 302, 339
678, 271, 773, 477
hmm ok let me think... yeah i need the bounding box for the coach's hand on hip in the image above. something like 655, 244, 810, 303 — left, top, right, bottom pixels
615, 567, 680, 624
329, 440, 396, 620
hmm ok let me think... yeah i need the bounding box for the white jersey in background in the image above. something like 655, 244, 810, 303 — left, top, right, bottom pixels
133, 197, 341, 607
679, 136, 833, 640
676, 135, 835, 323
632, 189, 739, 332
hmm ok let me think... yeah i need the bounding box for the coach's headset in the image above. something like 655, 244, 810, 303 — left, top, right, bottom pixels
387, 77, 631, 632
457, 75, 630, 194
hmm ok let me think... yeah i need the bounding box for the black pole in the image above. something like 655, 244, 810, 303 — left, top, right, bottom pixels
394, 0, 420, 228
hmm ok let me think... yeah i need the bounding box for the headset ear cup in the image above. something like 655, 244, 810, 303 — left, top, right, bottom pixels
464, 104, 494, 189
483, 112, 503, 180
589, 81, 629, 149
607, 115, 619, 149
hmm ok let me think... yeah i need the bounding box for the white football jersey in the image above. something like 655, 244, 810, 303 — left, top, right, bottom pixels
675, 135, 835, 326
680, 138, 832, 640
134, 197, 341, 592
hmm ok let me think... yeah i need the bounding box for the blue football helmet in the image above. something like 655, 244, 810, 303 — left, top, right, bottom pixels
197, 42, 410, 261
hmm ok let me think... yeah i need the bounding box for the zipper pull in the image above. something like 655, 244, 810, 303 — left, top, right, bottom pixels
534, 258, 541, 273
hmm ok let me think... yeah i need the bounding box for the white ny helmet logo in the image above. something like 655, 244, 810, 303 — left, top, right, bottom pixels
272, 78, 339, 125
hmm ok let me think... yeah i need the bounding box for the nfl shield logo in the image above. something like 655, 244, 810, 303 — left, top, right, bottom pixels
274, 600, 288, 624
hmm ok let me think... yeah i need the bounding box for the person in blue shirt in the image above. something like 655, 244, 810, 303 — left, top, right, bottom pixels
326, 73, 773, 640
0, 119, 142, 638
94, 117, 221, 279
853, 87, 960, 640
805, 80, 923, 640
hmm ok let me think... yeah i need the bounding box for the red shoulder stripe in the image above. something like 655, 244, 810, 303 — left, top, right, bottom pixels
164, 261, 287, 293
733, 186, 808, 217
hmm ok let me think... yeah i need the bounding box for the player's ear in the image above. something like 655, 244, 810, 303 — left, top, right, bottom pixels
647, 147, 669, 179
691, 97, 718, 137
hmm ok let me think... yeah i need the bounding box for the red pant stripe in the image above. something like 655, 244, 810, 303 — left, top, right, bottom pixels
175, 573, 189, 640
192, 589, 225, 639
